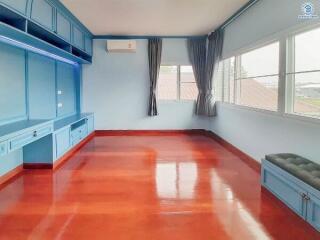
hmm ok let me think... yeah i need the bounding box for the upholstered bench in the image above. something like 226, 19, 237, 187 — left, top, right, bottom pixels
261, 153, 320, 232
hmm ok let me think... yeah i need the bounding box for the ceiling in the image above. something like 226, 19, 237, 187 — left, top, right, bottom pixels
61, 0, 249, 36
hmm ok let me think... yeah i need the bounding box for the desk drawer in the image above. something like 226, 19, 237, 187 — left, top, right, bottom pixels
0, 141, 8, 156
9, 125, 52, 151
71, 124, 87, 146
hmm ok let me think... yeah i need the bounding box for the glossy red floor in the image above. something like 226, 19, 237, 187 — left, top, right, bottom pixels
0, 134, 319, 240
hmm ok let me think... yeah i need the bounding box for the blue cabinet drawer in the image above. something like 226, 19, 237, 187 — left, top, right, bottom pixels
30, 0, 55, 31
9, 125, 53, 151
71, 124, 87, 146
0, 141, 8, 156
56, 11, 71, 42
73, 26, 84, 50
0, 0, 28, 15
55, 127, 70, 158
262, 166, 306, 218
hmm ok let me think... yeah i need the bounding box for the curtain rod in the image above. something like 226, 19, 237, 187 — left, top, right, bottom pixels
217, 0, 260, 31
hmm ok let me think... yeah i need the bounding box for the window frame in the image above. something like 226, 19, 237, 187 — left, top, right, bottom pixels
217, 23, 320, 124
157, 65, 197, 102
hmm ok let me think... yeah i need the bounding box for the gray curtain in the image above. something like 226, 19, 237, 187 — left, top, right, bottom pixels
148, 38, 162, 116
188, 29, 224, 117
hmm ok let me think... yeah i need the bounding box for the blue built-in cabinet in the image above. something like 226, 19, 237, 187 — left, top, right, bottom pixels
28, 52, 56, 119
0, 0, 95, 178
73, 25, 84, 50
30, 0, 55, 31
0, 42, 26, 124
0, 0, 28, 16
57, 62, 76, 117
0, 0, 93, 64
262, 160, 320, 231
56, 10, 71, 42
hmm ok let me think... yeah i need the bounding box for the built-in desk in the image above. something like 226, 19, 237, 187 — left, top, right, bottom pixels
0, 119, 53, 157
53, 113, 94, 160
0, 113, 94, 172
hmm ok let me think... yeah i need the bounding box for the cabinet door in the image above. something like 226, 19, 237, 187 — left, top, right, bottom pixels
57, 62, 76, 117
28, 53, 56, 119
0, 42, 26, 122
56, 11, 71, 42
30, 0, 55, 31
261, 165, 306, 218
55, 127, 70, 158
0, 0, 28, 15
85, 35, 92, 56
73, 26, 84, 50
307, 193, 320, 231
87, 116, 94, 133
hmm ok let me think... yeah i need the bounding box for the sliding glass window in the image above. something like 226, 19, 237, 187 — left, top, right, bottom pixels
286, 27, 320, 118
236, 42, 280, 111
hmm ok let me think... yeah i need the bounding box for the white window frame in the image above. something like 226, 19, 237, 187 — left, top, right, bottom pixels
158, 65, 197, 102
218, 23, 320, 125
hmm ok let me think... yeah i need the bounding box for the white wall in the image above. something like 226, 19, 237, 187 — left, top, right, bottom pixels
209, 0, 320, 164
209, 103, 320, 163
83, 39, 209, 130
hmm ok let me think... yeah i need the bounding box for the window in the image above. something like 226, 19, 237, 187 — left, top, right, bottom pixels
218, 43, 279, 111
216, 25, 320, 121
287, 27, 320, 118
237, 42, 279, 111
158, 65, 198, 101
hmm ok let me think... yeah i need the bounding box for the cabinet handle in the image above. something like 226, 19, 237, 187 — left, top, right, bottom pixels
301, 193, 310, 201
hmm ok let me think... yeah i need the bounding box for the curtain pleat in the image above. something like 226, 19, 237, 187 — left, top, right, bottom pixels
188, 30, 224, 117
148, 38, 162, 116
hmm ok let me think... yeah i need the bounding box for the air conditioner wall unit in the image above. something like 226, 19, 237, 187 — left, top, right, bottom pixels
106, 40, 136, 53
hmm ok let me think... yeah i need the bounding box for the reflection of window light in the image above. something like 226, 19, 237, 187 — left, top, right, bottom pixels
156, 162, 197, 199
0, 35, 78, 66
210, 171, 270, 240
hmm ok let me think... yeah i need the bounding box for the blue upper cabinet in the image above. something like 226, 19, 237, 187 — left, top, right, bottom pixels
73, 25, 85, 50
85, 35, 92, 56
30, 0, 55, 31
0, 0, 28, 16
56, 10, 71, 42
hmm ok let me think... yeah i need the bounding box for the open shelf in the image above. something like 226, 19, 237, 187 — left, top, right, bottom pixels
0, 4, 26, 32
27, 21, 71, 52
72, 46, 92, 62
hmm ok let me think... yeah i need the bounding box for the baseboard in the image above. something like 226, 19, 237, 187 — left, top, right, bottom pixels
202, 130, 261, 173
53, 132, 95, 170
0, 165, 24, 187
95, 129, 204, 136
23, 163, 52, 169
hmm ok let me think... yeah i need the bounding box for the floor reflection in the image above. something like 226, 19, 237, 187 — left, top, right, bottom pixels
156, 162, 197, 199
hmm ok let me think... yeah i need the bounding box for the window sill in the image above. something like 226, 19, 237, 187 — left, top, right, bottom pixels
217, 102, 320, 126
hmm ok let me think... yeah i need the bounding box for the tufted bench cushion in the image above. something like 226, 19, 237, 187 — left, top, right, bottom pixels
265, 153, 320, 191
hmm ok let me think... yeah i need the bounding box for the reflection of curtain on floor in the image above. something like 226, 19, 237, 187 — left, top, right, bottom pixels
188, 30, 224, 117
148, 38, 162, 116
